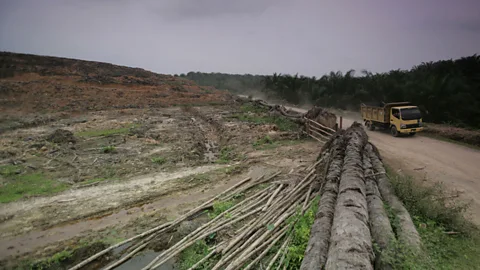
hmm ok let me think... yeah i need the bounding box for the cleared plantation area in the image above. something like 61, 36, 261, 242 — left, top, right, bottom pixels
67, 123, 437, 270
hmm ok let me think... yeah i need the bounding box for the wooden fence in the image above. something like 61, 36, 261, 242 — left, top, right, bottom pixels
304, 117, 337, 142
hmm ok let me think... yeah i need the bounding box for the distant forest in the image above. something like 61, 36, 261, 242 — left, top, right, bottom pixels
179, 55, 480, 128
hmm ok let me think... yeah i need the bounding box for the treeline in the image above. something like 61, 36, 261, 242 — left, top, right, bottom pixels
180, 55, 480, 128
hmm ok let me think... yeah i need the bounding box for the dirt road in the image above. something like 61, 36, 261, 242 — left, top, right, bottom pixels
289, 106, 480, 225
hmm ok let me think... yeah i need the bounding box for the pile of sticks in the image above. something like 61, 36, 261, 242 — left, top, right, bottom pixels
69, 166, 322, 270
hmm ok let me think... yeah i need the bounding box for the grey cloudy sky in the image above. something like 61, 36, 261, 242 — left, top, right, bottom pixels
1, 0, 479, 76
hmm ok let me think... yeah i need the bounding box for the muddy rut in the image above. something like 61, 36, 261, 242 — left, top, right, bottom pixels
301, 123, 420, 270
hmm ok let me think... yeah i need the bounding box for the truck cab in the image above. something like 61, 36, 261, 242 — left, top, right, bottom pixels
389, 105, 424, 136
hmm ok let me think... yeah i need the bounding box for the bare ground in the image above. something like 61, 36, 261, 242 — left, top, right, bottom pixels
0, 103, 317, 267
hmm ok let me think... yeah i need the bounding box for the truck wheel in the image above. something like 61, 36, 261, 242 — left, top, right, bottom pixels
391, 126, 399, 137
365, 121, 375, 131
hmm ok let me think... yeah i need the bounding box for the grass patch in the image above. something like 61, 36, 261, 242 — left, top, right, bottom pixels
0, 164, 22, 177
178, 240, 217, 270
0, 172, 69, 203
230, 106, 299, 132
384, 167, 480, 269
102, 229, 125, 245
208, 200, 235, 219
151, 156, 167, 165
102, 145, 116, 153
240, 103, 269, 114
30, 249, 73, 269
180, 173, 211, 185
282, 196, 320, 269
76, 124, 136, 137
253, 135, 274, 147
222, 164, 247, 175
216, 146, 237, 164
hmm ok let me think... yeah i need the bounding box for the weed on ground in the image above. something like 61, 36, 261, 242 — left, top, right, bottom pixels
0, 166, 69, 203
385, 168, 480, 269
76, 124, 137, 137
151, 156, 167, 165
282, 196, 320, 269
216, 146, 238, 164
178, 240, 215, 270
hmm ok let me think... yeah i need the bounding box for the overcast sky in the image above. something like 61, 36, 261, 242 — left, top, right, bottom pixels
1, 0, 479, 76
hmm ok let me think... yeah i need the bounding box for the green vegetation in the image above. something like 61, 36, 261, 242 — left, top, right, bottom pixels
221, 164, 245, 175
283, 196, 320, 269
253, 135, 274, 147
0, 167, 69, 203
102, 145, 116, 153
180, 173, 210, 185
0, 164, 21, 177
102, 229, 126, 245
216, 146, 237, 164
382, 168, 480, 269
151, 156, 167, 165
76, 125, 136, 137
208, 200, 235, 219
30, 249, 73, 269
178, 240, 214, 270
240, 103, 269, 114
184, 55, 480, 128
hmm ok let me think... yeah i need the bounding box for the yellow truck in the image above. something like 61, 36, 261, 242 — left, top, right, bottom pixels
361, 102, 424, 137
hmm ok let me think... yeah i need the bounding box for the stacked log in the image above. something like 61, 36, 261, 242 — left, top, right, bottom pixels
301, 123, 421, 270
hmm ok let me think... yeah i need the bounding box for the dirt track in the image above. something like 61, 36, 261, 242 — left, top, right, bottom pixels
288, 107, 480, 225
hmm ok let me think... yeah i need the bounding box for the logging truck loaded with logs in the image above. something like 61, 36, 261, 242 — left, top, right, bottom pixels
361, 102, 424, 137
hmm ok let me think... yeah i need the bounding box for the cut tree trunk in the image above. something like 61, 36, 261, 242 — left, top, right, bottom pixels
300, 132, 346, 270
366, 143, 421, 251
363, 151, 395, 270
325, 123, 374, 270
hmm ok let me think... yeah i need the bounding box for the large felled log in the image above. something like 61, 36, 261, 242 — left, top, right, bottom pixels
366, 143, 421, 251
304, 106, 337, 130
325, 123, 374, 270
301, 131, 346, 270
363, 150, 395, 270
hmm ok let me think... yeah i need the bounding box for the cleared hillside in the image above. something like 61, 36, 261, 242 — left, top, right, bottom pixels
0, 52, 231, 114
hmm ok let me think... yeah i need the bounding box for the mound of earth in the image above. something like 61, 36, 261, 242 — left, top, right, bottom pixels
46, 129, 76, 144
0, 52, 232, 115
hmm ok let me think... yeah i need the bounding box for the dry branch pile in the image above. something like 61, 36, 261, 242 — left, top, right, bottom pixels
301, 123, 421, 270
69, 168, 322, 270
252, 99, 337, 131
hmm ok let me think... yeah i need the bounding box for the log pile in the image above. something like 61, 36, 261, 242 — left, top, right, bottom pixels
252, 99, 338, 131
301, 123, 421, 270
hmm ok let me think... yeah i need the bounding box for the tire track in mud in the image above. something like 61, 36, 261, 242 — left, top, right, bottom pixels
181, 106, 225, 163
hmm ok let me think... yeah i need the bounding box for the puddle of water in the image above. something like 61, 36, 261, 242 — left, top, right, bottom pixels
109, 250, 176, 270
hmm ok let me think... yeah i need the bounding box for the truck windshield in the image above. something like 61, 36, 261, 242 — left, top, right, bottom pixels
401, 108, 421, 120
